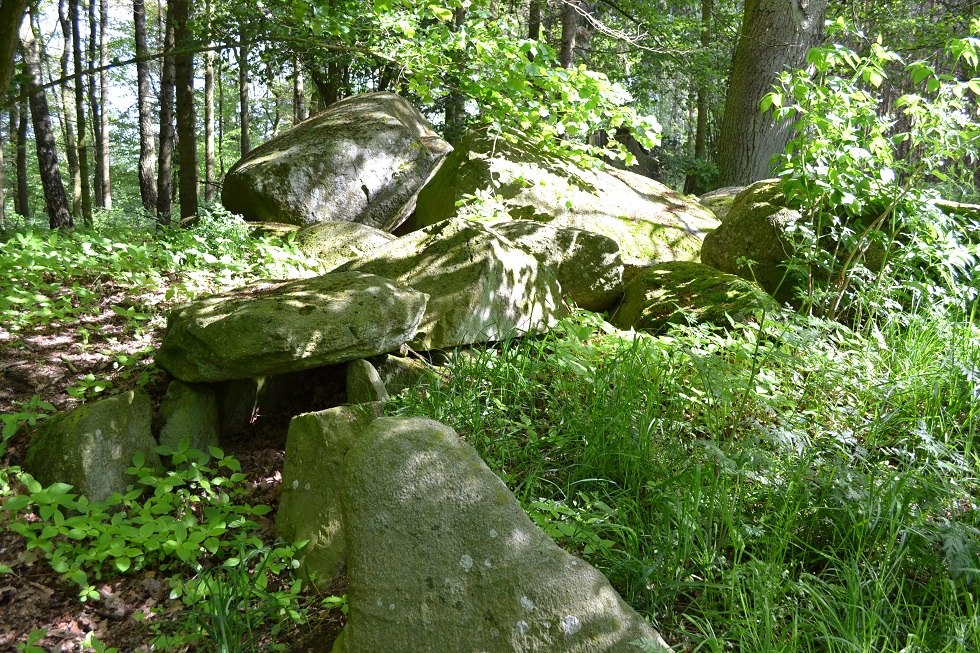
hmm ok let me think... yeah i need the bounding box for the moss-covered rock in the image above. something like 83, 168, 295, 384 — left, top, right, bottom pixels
611, 261, 776, 334
222, 92, 452, 230
336, 416, 668, 652
339, 219, 565, 350
156, 381, 219, 451
275, 404, 383, 586
493, 220, 624, 312
409, 133, 718, 272
698, 185, 746, 222
295, 222, 396, 272
25, 391, 159, 502
155, 272, 429, 382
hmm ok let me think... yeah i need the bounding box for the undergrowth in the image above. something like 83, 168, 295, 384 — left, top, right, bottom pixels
387, 310, 980, 652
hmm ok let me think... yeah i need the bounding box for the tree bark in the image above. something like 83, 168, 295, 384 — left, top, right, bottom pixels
133, 0, 157, 212
172, 0, 197, 219
156, 2, 176, 225
0, 0, 30, 99
13, 101, 30, 218
528, 0, 541, 41
0, 112, 6, 230
91, 0, 110, 209
238, 25, 250, 156
204, 48, 216, 202
292, 57, 307, 124
685, 0, 713, 195
69, 0, 93, 227
714, 0, 829, 187
57, 0, 82, 218
444, 6, 467, 143
20, 14, 73, 229
559, 1, 582, 69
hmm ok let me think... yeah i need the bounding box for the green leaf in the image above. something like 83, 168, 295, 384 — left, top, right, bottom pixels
113, 557, 132, 573
428, 4, 453, 21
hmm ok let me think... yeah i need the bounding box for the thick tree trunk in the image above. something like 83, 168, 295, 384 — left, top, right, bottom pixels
528, 0, 541, 41
57, 0, 82, 218
133, 0, 156, 212
559, 1, 582, 69
714, 0, 828, 187
172, 0, 198, 219
13, 101, 30, 218
238, 28, 250, 156
69, 0, 92, 227
156, 4, 176, 225
20, 15, 72, 229
685, 0, 713, 195
0, 0, 30, 98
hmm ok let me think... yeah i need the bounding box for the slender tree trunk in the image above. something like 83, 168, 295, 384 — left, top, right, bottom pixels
0, 112, 6, 230
88, 0, 103, 207
156, 2, 176, 225
714, 0, 829, 187
559, 0, 582, 68
204, 50, 216, 202
685, 0, 713, 195
57, 0, 81, 218
69, 0, 92, 227
133, 0, 156, 211
218, 56, 225, 177
292, 57, 306, 124
14, 101, 30, 218
444, 6, 467, 143
529, 0, 541, 40
172, 0, 198, 219
96, 0, 111, 208
238, 25, 250, 156
20, 14, 72, 229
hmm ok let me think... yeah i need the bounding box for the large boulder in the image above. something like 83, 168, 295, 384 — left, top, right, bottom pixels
24, 391, 159, 502
155, 272, 429, 382
276, 404, 383, 586
339, 219, 565, 351
155, 381, 220, 451
493, 220, 624, 313
294, 222, 396, 273
409, 134, 718, 272
335, 416, 667, 653
698, 185, 746, 222
610, 261, 777, 334
700, 179, 800, 300
222, 92, 453, 230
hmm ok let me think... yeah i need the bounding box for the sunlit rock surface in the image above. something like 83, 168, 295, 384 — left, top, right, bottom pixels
334, 416, 667, 653
222, 92, 452, 230
155, 272, 428, 382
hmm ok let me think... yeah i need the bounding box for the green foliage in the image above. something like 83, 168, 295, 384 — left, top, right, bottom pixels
389, 309, 980, 651
1, 440, 290, 603
762, 19, 980, 323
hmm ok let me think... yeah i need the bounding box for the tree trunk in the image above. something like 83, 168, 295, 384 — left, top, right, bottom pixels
94, 0, 110, 209
88, 0, 102, 207
13, 101, 30, 218
20, 14, 73, 229
172, 0, 198, 219
156, 2, 176, 225
292, 57, 307, 124
133, 0, 156, 212
0, 112, 6, 230
0, 0, 30, 98
69, 0, 93, 227
559, 0, 582, 68
714, 0, 828, 187
529, 0, 541, 41
444, 7, 467, 143
204, 49, 216, 202
238, 26, 250, 156
57, 0, 81, 218
684, 0, 713, 195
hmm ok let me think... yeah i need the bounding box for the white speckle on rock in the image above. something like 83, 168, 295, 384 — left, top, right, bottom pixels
291, 480, 299, 490
304, 482, 311, 490
520, 596, 535, 611
460, 554, 473, 571
489, 528, 498, 538
516, 621, 530, 636
490, 627, 500, 638
389, 603, 395, 610
484, 558, 492, 568
561, 615, 582, 636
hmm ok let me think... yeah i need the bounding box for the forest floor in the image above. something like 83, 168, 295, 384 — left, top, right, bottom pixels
0, 281, 345, 652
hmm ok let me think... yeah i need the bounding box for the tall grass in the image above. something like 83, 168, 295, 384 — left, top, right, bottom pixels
387, 309, 980, 652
